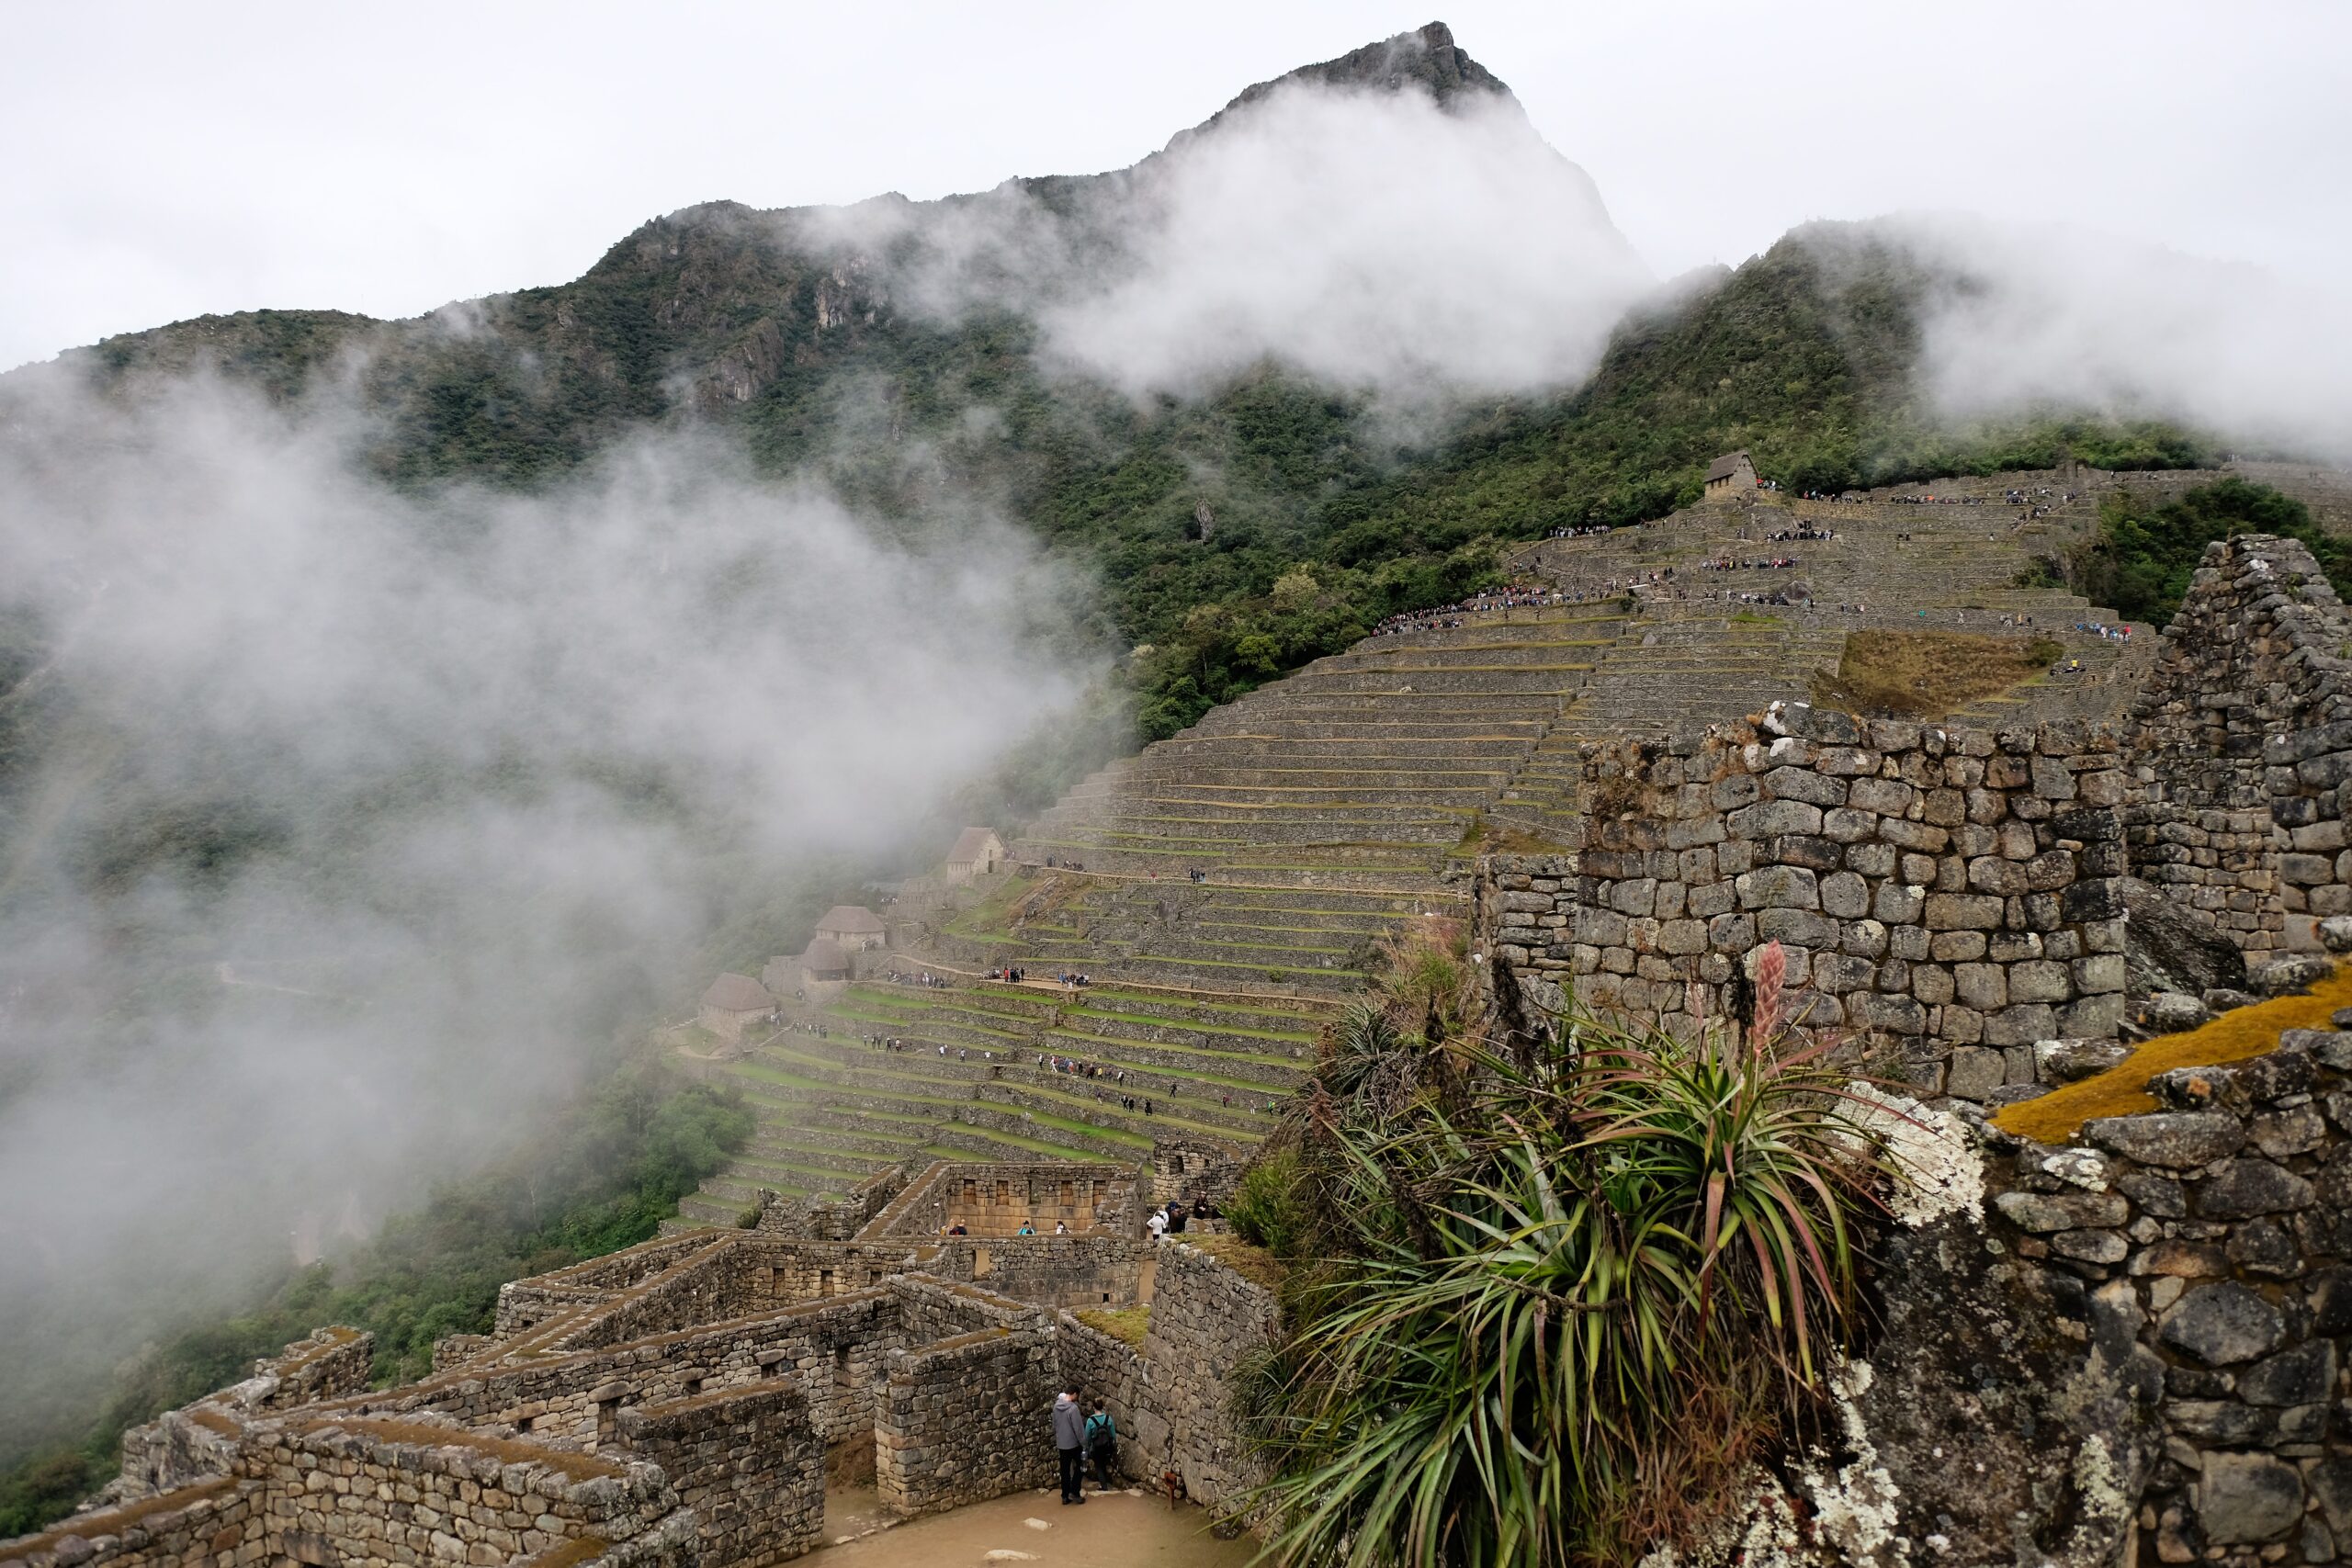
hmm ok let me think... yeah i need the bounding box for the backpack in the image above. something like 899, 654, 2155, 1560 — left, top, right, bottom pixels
1086, 1413, 1115, 1458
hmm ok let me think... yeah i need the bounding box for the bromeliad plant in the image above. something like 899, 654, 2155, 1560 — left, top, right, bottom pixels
1245, 944, 1900, 1567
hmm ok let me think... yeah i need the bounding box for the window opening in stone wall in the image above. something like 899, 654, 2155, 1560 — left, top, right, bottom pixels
997, 1179, 1010, 1204
963, 1179, 977, 1204
820, 1268, 835, 1295
514, 1415, 534, 1434
1059, 1179, 1074, 1206
681, 1376, 702, 1397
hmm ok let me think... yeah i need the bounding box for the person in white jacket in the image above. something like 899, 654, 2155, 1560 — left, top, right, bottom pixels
1146, 1206, 1169, 1242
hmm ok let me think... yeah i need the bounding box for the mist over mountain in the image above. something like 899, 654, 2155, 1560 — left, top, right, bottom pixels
0, 17, 2345, 1488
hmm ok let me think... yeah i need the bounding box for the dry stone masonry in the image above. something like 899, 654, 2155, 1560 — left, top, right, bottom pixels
1487, 704, 2130, 1101
3, 1160, 1281, 1568
2128, 536, 2352, 953
1990, 1026, 2352, 1562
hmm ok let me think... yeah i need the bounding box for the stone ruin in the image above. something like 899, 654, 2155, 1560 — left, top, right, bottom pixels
1464, 536, 2352, 1562
0, 1160, 1274, 1568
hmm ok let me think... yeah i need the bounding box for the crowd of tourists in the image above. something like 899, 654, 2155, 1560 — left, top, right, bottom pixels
1762, 525, 1835, 542
1366, 579, 1569, 637
1700, 555, 1802, 571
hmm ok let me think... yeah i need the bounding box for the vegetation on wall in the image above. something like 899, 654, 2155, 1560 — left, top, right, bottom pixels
1239, 931, 1898, 1565
2071, 477, 2350, 625
0, 1063, 751, 1540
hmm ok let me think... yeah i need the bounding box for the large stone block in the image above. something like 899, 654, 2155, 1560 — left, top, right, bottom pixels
2197, 1451, 2304, 1544
1735, 864, 1818, 910
1727, 799, 1823, 839
1924, 893, 2004, 931
2084, 1111, 2245, 1168
2159, 1281, 2287, 1366
2007, 959, 2073, 1004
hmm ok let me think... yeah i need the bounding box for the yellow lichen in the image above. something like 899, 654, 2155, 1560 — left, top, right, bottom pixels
1995, 965, 2352, 1145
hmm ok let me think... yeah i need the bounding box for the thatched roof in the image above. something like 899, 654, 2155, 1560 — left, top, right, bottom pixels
947, 827, 1001, 864
700, 973, 774, 1013
1705, 451, 1754, 482
816, 905, 884, 935
801, 937, 851, 975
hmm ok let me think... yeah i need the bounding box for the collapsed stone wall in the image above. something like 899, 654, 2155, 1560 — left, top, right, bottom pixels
2128, 535, 2352, 953
1487, 705, 2128, 1100
1995, 1032, 2352, 1562
616, 1384, 823, 1568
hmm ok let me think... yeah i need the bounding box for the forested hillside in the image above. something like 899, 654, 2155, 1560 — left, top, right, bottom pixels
37, 212, 2209, 742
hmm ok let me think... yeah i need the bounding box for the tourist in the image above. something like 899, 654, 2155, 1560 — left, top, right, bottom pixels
1017, 1221, 1035, 1236
1052, 1386, 1088, 1505
1085, 1401, 1119, 1492
1147, 1205, 1169, 1242
1054, 1219, 1070, 1235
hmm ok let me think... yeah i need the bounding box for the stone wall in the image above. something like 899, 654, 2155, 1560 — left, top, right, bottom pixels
1151, 1138, 1247, 1208
1487, 704, 2129, 1100
876, 1325, 1057, 1516
330, 1288, 909, 1452
756, 1162, 916, 1241
1053, 1314, 1148, 1481
865, 1160, 1138, 1239
2128, 535, 2352, 953
1139, 1242, 1281, 1516
1, 1419, 695, 1568
617, 1384, 823, 1568
1994, 1031, 2352, 1563
253, 1327, 373, 1411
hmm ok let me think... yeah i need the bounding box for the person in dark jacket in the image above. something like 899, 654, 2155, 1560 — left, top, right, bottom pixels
1051, 1386, 1087, 1504
1084, 1400, 1118, 1492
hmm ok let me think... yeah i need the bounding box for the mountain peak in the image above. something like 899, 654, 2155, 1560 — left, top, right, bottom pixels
1171, 21, 1512, 150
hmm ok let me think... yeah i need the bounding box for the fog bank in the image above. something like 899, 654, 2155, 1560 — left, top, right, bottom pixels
0, 370, 1096, 1450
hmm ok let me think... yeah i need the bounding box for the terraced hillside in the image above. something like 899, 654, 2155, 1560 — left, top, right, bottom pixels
672, 468, 2188, 1225
668, 976, 1326, 1227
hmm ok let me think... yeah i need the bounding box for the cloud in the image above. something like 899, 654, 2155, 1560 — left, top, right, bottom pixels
1861, 213, 2352, 460
814, 82, 1654, 407
0, 368, 1096, 1450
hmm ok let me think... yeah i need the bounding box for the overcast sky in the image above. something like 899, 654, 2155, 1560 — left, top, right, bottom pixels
3, 0, 2345, 375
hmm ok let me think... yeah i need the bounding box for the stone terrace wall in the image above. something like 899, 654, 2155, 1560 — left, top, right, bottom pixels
1996, 1031, 2352, 1562
2129, 535, 2352, 953
617, 1384, 823, 1568
1141, 1242, 1281, 1516
876, 1325, 1057, 1517
1489, 704, 2128, 1101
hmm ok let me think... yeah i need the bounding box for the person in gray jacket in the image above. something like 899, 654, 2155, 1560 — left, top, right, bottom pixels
1051, 1385, 1087, 1504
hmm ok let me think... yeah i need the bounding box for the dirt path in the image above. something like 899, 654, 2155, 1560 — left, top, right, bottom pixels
806, 1485, 1258, 1568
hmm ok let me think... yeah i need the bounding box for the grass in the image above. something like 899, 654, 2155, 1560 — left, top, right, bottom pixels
1996, 965, 2352, 1144
1810, 627, 2066, 719
1180, 1233, 1287, 1292
1074, 1305, 1152, 1347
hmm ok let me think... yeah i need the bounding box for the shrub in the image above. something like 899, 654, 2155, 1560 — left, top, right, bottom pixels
1227, 1152, 1307, 1258
1246, 961, 1899, 1566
